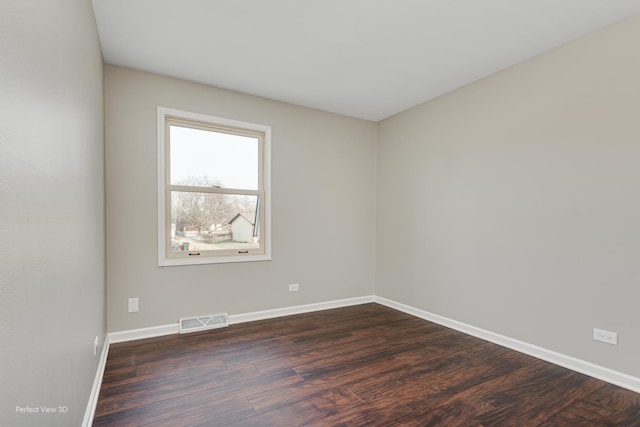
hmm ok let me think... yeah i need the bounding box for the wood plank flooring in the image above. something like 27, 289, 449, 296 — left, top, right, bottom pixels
94, 303, 640, 426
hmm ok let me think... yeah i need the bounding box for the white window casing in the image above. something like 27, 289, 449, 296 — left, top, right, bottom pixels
157, 107, 271, 266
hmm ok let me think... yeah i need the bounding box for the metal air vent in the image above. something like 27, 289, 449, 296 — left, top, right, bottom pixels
179, 313, 229, 334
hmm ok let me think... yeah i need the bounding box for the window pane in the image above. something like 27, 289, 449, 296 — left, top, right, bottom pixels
170, 191, 260, 252
170, 125, 258, 190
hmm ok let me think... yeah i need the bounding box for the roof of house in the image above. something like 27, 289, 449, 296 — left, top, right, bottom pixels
229, 212, 255, 225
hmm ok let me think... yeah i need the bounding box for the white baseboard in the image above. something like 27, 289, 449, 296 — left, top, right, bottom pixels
107, 295, 375, 343
374, 296, 640, 394
108, 323, 179, 344
82, 335, 111, 427
228, 295, 375, 325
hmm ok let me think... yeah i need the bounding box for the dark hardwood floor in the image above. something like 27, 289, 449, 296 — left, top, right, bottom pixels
94, 303, 640, 426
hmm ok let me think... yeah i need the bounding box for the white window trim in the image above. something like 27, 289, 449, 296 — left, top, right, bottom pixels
157, 106, 271, 266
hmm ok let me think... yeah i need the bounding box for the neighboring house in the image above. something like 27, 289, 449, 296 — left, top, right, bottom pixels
183, 226, 199, 237
229, 212, 256, 243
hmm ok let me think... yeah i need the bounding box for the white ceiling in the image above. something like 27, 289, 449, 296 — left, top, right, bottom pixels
92, 1, 640, 122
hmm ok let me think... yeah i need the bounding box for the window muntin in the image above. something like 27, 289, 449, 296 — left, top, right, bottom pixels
158, 107, 270, 266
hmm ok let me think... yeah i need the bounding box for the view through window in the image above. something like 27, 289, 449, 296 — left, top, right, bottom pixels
158, 108, 270, 265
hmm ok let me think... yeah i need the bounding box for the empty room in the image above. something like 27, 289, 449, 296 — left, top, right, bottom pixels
2, 1, 640, 426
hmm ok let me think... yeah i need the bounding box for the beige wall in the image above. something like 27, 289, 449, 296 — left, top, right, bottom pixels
105, 65, 377, 332
0, 0, 105, 425
376, 15, 640, 377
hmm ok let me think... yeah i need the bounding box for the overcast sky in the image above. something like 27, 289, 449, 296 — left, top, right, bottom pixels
170, 125, 258, 190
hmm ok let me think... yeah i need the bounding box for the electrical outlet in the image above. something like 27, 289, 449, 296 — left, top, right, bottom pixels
128, 297, 139, 313
593, 328, 618, 346
93, 336, 99, 356
288, 283, 299, 292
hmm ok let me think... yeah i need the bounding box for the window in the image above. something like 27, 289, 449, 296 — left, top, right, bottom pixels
157, 107, 271, 266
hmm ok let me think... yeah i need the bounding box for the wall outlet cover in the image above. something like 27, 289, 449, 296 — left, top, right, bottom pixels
593, 328, 618, 346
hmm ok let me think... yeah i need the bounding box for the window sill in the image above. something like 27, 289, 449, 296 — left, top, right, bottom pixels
158, 253, 271, 267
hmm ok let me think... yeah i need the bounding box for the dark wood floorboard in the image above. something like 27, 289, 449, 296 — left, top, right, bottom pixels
94, 303, 640, 426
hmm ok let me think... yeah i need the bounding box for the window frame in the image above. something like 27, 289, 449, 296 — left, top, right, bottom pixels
157, 107, 271, 266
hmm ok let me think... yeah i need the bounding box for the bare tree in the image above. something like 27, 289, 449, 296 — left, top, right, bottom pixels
172, 176, 232, 233
172, 175, 259, 238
